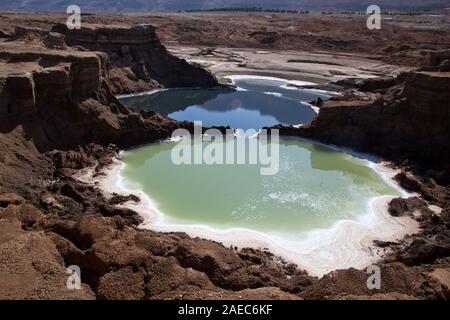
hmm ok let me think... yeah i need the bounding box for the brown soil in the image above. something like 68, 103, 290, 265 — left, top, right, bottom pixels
0, 12, 449, 300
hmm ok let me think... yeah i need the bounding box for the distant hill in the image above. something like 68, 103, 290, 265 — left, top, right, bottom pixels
0, 0, 449, 13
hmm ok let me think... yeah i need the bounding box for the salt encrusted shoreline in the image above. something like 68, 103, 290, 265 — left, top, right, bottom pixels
224, 74, 317, 87
76, 141, 419, 278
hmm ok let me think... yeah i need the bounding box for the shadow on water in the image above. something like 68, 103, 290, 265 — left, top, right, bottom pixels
119, 87, 231, 114
279, 138, 389, 192
122, 141, 176, 169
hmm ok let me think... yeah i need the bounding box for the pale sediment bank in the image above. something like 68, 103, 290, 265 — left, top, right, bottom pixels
76, 141, 419, 278
225, 74, 342, 101
224, 74, 317, 87
170, 46, 411, 86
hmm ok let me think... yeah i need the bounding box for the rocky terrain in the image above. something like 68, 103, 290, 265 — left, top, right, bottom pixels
2, 23, 218, 95
0, 13, 449, 300
2, 11, 450, 68
53, 23, 218, 94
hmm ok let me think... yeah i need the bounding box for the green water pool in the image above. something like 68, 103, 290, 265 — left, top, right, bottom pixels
120, 138, 400, 236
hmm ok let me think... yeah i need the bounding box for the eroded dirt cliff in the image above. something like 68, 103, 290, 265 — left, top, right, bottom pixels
277, 70, 450, 180
52, 23, 219, 94
1, 22, 449, 300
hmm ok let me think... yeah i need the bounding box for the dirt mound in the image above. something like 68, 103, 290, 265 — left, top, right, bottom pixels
0, 193, 307, 300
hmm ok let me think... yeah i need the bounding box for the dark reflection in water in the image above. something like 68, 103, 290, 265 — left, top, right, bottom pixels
119, 78, 336, 130
120, 88, 230, 114
279, 138, 385, 191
